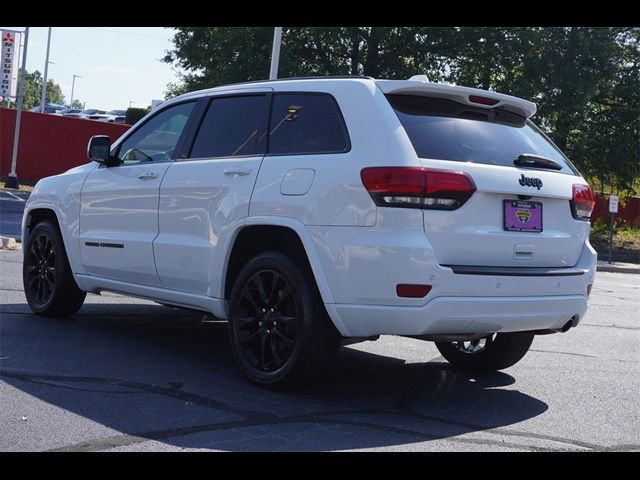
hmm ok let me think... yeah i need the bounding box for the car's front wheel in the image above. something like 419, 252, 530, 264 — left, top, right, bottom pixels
435, 332, 534, 372
228, 251, 339, 388
23, 221, 86, 317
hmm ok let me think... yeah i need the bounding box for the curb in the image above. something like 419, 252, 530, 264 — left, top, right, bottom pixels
0, 236, 20, 250
597, 264, 640, 275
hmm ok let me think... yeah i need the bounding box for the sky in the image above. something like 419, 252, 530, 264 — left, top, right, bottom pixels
1, 27, 181, 111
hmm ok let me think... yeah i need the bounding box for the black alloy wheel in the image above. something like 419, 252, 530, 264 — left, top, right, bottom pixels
23, 221, 86, 317
228, 251, 339, 388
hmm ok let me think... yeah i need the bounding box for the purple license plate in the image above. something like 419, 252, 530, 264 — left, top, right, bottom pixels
503, 200, 543, 232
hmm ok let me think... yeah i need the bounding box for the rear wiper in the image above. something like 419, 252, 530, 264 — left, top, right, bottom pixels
514, 154, 563, 171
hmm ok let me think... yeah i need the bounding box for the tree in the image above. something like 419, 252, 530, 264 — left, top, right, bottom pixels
20, 70, 65, 110
163, 27, 640, 194
68, 99, 84, 109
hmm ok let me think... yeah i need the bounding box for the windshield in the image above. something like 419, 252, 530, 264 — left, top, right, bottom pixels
387, 94, 578, 175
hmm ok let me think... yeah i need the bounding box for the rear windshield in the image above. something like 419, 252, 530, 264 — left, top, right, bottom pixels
387, 94, 578, 175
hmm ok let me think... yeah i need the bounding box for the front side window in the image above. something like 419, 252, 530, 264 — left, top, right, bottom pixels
116, 101, 195, 165
268, 93, 349, 155
189, 95, 267, 159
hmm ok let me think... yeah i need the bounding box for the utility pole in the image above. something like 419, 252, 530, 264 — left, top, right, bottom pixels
70, 74, 82, 108
39, 27, 52, 113
269, 27, 282, 80
6, 27, 29, 190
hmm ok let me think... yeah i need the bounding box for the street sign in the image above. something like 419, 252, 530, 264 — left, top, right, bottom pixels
609, 195, 619, 213
1, 31, 22, 101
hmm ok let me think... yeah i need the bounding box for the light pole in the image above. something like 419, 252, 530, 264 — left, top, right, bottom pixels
269, 27, 282, 80
39, 27, 52, 113
6, 26, 29, 190
70, 74, 82, 108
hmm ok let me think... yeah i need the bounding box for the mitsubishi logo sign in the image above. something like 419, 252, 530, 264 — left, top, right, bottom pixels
1, 30, 21, 100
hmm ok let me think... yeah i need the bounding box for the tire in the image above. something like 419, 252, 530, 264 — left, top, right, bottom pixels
435, 332, 534, 372
228, 251, 340, 389
23, 221, 86, 317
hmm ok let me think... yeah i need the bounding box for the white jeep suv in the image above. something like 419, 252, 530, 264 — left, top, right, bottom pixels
22, 76, 597, 387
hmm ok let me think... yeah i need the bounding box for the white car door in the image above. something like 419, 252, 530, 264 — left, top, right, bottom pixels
79, 100, 197, 286
154, 89, 271, 296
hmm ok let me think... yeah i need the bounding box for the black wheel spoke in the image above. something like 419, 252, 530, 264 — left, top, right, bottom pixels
259, 333, 268, 370
268, 272, 285, 304
237, 314, 257, 330
37, 279, 45, 303
240, 330, 260, 346
277, 315, 296, 325
273, 286, 293, 310
241, 289, 261, 315
43, 275, 55, 291
37, 236, 47, 261
273, 328, 295, 348
270, 335, 284, 368
253, 273, 269, 304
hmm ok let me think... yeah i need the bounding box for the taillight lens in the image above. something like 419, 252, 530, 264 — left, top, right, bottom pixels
571, 184, 595, 220
468, 95, 499, 106
361, 167, 476, 210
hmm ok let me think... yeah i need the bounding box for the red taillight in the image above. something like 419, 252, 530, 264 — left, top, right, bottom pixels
396, 284, 432, 298
571, 184, 595, 220
361, 167, 476, 210
468, 95, 499, 106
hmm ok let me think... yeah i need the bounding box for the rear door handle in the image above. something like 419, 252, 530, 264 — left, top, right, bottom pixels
224, 168, 252, 177
138, 172, 158, 180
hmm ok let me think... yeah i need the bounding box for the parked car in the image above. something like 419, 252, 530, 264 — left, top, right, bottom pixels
58, 108, 83, 116
63, 108, 108, 120
29, 103, 66, 114
96, 109, 127, 123
21, 76, 596, 388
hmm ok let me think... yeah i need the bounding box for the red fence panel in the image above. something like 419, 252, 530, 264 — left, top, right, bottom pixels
592, 194, 640, 228
0, 108, 130, 182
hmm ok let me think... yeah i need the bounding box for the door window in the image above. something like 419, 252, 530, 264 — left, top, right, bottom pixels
116, 101, 196, 166
189, 95, 268, 159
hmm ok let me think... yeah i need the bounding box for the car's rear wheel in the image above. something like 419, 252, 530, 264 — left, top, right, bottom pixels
228, 251, 339, 388
435, 332, 534, 371
23, 221, 86, 317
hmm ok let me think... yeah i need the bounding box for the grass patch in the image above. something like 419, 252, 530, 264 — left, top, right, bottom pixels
590, 219, 640, 263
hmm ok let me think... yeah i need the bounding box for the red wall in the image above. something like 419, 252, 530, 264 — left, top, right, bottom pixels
592, 194, 640, 227
0, 108, 129, 182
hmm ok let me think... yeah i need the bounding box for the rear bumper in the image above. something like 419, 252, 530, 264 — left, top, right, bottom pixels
330, 294, 587, 337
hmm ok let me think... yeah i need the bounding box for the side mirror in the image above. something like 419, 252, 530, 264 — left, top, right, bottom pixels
87, 135, 111, 164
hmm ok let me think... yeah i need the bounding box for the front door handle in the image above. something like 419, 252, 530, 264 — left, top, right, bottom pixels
224, 168, 252, 177
138, 172, 158, 180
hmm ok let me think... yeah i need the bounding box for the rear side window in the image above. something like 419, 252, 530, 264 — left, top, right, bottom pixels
387, 94, 578, 175
190, 95, 267, 158
268, 93, 349, 155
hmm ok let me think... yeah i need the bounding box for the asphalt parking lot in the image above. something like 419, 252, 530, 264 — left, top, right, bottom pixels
0, 190, 29, 240
0, 247, 638, 451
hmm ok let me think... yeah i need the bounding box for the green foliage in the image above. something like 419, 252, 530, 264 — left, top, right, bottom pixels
125, 107, 150, 125
163, 27, 640, 193
20, 70, 65, 110
68, 99, 84, 109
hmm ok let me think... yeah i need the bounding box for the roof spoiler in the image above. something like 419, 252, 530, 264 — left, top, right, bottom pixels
376, 79, 537, 119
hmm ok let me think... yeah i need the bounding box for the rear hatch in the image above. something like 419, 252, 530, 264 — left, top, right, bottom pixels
381, 89, 593, 268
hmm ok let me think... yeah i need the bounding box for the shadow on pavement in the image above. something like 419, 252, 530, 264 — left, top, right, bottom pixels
1, 303, 548, 451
